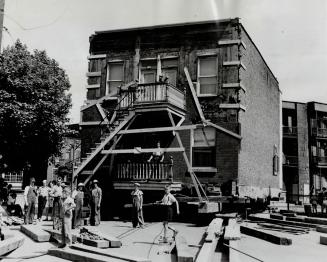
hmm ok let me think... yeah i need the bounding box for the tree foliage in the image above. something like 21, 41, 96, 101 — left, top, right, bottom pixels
0, 40, 72, 181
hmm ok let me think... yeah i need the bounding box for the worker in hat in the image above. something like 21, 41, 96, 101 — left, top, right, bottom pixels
51, 176, 63, 230
73, 183, 84, 228
37, 180, 49, 221
24, 177, 37, 224
131, 183, 144, 228
90, 180, 102, 226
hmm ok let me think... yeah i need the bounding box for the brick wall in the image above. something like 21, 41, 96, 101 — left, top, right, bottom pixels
238, 24, 281, 198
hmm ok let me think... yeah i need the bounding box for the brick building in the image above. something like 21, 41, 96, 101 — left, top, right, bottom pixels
282, 101, 327, 204
75, 18, 281, 216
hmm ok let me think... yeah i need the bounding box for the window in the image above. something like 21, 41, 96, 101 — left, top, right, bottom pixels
106, 62, 124, 95
161, 58, 178, 86
197, 56, 218, 96
140, 57, 178, 85
192, 127, 216, 167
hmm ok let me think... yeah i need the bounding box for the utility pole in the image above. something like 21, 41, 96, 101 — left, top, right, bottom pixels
0, 0, 5, 51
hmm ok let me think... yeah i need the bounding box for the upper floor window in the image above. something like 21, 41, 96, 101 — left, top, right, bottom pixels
197, 56, 218, 96
192, 127, 216, 167
140, 56, 178, 86
106, 62, 124, 95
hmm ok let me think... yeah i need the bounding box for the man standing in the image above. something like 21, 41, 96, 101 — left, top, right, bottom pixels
24, 177, 37, 224
74, 183, 84, 228
90, 180, 102, 226
37, 180, 48, 221
131, 183, 144, 228
51, 176, 63, 230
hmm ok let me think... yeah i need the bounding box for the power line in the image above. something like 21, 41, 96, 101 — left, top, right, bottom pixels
0, 1, 69, 31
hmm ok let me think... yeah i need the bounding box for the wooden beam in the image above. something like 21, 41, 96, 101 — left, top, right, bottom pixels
184, 67, 205, 121
118, 124, 199, 134
48, 248, 112, 262
71, 244, 150, 262
175, 235, 195, 262
102, 147, 184, 154
0, 236, 25, 256
21, 225, 51, 242
240, 225, 292, 245
82, 227, 122, 248
204, 120, 242, 140
205, 218, 223, 242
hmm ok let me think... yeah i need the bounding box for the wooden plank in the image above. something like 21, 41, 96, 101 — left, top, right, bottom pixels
48, 248, 123, 262
77, 236, 109, 249
204, 120, 242, 140
229, 240, 241, 262
320, 235, 327, 245
198, 202, 219, 214
102, 147, 184, 154
216, 213, 238, 219
20, 225, 51, 242
240, 225, 292, 245
205, 218, 223, 242
184, 67, 205, 121
175, 235, 195, 262
224, 219, 240, 240
82, 227, 122, 248
270, 213, 285, 220
1, 229, 16, 240
317, 226, 327, 233
117, 124, 198, 135
0, 236, 24, 256
71, 244, 151, 262
196, 238, 218, 262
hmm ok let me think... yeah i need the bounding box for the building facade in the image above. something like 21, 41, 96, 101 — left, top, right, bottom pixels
75, 19, 281, 216
282, 101, 327, 204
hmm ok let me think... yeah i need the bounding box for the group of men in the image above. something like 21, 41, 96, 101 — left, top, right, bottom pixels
24, 176, 102, 248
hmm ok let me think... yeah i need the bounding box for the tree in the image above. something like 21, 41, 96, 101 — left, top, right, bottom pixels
0, 40, 72, 185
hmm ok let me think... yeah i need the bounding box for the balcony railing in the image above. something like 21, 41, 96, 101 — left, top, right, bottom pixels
116, 162, 173, 181
283, 155, 298, 166
313, 156, 327, 166
283, 126, 297, 136
312, 128, 327, 138
119, 83, 185, 111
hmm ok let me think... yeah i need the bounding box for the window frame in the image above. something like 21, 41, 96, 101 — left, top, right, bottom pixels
192, 127, 217, 169
197, 55, 218, 97
106, 61, 125, 95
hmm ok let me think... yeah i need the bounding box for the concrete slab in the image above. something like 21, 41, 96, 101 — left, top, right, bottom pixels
21, 224, 51, 242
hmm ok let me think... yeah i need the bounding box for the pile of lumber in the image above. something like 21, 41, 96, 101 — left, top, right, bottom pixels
81, 227, 122, 248
256, 222, 309, 235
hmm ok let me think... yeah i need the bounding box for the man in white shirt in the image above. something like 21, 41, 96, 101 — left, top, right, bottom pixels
37, 180, 49, 221
24, 177, 37, 224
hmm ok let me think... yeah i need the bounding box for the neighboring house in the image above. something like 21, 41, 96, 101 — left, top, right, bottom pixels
75, 18, 281, 217
47, 124, 81, 183
3, 171, 23, 191
282, 101, 327, 204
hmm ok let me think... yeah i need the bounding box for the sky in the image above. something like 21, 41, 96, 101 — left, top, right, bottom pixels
2, 0, 327, 123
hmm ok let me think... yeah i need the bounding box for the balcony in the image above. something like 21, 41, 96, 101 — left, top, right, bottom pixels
116, 162, 173, 181
119, 83, 186, 113
313, 156, 327, 167
283, 155, 298, 167
283, 126, 297, 137
312, 128, 327, 138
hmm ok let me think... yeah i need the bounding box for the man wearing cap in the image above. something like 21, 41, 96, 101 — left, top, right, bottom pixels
131, 183, 144, 228
51, 176, 63, 230
24, 177, 37, 224
74, 183, 84, 228
90, 180, 102, 226
37, 180, 49, 221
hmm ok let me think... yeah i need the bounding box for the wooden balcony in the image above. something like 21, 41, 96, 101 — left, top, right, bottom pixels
313, 156, 327, 167
119, 83, 186, 112
116, 162, 173, 181
283, 126, 297, 137
312, 128, 327, 138
283, 155, 298, 167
